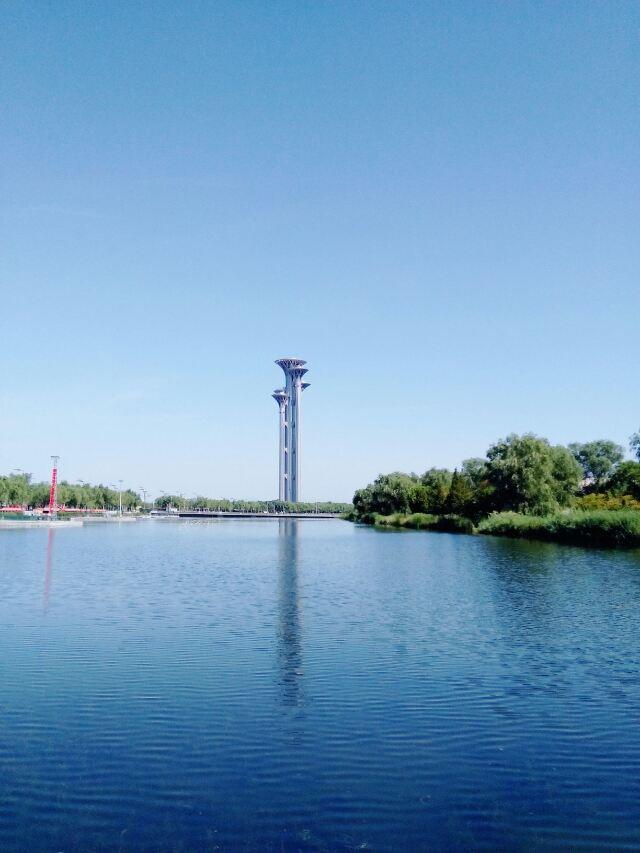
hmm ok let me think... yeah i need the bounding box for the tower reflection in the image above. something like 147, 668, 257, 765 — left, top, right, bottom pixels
43, 528, 56, 612
277, 519, 303, 706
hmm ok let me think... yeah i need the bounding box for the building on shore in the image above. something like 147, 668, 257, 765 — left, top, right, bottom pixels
272, 358, 310, 502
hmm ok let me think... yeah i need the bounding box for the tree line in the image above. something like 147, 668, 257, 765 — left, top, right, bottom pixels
351, 431, 640, 523
0, 474, 140, 511
0, 474, 351, 515
154, 495, 351, 514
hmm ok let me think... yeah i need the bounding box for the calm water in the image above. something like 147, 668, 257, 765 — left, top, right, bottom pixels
1, 519, 639, 851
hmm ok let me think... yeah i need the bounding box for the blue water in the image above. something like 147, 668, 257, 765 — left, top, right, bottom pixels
1, 519, 639, 851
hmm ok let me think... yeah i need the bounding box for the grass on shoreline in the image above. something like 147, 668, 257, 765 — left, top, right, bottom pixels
366, 512, 474, 534
477, 510, 640, 548
358, 510, 640, 549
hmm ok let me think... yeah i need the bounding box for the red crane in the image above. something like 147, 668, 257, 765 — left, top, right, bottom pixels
48, 455, 59, 517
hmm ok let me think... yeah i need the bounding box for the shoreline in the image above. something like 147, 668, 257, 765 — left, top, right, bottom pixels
0, 519, 84, 529
354, 509, 640, 550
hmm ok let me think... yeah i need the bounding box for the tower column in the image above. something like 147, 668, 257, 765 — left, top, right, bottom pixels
284, 371, 293, 501
272, 390, 288, 502
275, 358, 310, 505
279, 400, 287, 502
291, 375, 301, 502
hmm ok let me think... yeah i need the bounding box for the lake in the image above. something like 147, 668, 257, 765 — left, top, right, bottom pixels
1, 519, 639, 851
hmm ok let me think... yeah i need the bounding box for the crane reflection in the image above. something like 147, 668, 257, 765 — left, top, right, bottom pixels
43, 528, 56, 612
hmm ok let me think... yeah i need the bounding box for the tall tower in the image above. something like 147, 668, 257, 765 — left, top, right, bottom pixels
272, 389, 288, 501
274, 358, 310, 503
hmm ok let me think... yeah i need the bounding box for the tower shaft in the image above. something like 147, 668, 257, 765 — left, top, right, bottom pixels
290, 375, 302, 502
274, 359, 309, 504
272, 390, 289, 502
285, 370, 293, 501
279, 399, 287, 501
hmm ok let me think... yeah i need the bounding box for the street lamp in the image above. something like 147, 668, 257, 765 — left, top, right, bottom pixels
118, 479, 123, 516
140, 487, 147, 511
75, 480, 86, 512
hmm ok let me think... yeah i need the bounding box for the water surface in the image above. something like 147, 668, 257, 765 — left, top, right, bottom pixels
1, 519, 639, 851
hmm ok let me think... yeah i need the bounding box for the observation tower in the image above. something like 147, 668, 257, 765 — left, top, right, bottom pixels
273, 358, 310, 502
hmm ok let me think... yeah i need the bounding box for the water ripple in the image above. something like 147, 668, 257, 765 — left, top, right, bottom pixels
0, 521, 639, 850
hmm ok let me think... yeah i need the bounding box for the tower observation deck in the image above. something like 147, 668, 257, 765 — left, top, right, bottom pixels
272, 358, 310, 502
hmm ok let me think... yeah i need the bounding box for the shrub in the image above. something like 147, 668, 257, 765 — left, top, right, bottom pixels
372, 513, 474, 534
575, 493, 640, 511
478, 510, 640, 548
400, 513, 439, 530
477, 512, 547, 538
432, 514, 475, 534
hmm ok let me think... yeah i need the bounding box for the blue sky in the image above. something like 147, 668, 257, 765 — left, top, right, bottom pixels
1, 1, 638, 501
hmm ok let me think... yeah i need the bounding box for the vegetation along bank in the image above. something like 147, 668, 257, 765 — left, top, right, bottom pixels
348, 431, 640, 548
0, 473, 351, 516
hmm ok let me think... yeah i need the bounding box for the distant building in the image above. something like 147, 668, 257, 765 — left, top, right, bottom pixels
272, 358, 310, 502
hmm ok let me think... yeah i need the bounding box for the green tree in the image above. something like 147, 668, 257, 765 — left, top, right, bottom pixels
608, 461, 640, 500
56, 481, 86, 508
408, 483, 431, 513
550, 445, 583, 505
28, 482, 50, 508
461, 458, 487, 487
459, 457, 495, 520
444, 469, 473, 515
630, 429, 640, 462
420, 468, 453, 514
568, 440, 624, 485
5, 474, 29, 507
155, 494, 181, 510
486, 433, 579, 515
352, 473, 418, 517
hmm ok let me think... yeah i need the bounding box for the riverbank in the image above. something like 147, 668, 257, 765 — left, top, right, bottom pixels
357, 509, 640, 549
0, 515, 141, 530
0, 518, 84, 529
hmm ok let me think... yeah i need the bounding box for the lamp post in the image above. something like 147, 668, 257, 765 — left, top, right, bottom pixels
118, 480, 123, 516
74, 479, 85, 513
140, 488, 147, 512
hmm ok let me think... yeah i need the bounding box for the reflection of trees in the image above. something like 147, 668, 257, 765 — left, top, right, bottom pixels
43, 528, 55, 612
277, 520, 303, 706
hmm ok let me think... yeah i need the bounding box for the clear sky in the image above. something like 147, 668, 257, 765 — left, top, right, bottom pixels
1, 1, 638, 502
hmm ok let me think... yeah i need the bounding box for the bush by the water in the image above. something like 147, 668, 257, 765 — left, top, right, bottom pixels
574, 493, 640, 511
478, 510, 640, 548
360, 508, 640, 549
373, 513, 474, 534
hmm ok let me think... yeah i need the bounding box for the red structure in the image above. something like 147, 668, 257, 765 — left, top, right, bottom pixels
48, 456, 59, 516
